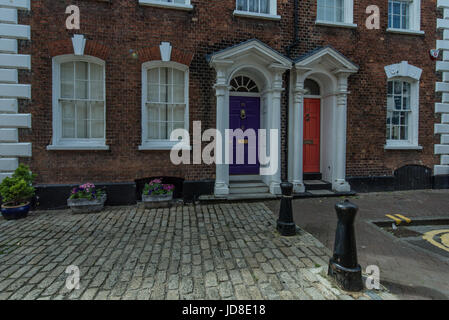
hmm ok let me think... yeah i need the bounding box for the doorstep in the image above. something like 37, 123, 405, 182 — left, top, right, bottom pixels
198, 190, 356, 203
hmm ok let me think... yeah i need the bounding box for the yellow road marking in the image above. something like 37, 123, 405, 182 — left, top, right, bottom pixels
385, 214, 402, 225
442, 233, 449, 248
422, 229, 449, 253
394, 214, 411, 224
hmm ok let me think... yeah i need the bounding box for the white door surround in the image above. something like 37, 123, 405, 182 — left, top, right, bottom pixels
208, 39, 292, 196
288, 46, 358, 193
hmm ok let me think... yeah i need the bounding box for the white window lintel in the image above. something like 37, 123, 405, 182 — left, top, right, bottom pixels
138, 0, 193, 11
233, 10, 281, 21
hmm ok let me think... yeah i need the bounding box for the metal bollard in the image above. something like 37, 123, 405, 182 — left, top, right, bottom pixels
328, 199, 363, 292
276, 182, 297, 236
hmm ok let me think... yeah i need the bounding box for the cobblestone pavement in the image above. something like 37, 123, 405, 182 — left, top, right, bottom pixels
0, 203, 395, 300
266, 190, 449, 300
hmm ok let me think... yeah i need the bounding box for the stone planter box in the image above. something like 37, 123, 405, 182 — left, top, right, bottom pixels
67, 194, 107, 214
142, 193, 173, 209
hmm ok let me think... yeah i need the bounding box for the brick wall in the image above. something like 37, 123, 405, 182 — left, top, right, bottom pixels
17, 0, 439, 184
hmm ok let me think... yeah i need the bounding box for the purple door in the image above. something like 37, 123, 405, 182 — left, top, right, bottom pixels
229, 96, 260, 175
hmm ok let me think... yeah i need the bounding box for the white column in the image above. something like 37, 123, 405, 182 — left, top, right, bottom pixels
213, 65, 230, 196
290, 71, 306, 193
333, 72, 351, 192
267, 68, 285, 195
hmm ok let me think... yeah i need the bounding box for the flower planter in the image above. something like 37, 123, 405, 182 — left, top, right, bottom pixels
1, 202, 30, 220
142, 193, 173, 209
67, 194, 107, 214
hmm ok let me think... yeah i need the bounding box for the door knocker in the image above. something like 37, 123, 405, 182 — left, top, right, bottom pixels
305, 113, 310, 122
240, 109, 247, 120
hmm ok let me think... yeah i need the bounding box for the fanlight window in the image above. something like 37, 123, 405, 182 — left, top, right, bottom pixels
304, 79, 320, 96
230, 76, 259, 93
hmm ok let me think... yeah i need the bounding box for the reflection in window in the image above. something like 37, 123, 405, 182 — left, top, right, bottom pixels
388, 0, 410, 29
146, 66, 186, 140
230, 76, 259, 93
236, 0, 270, 14
59, 61, 105, 139
317, 0, 344, 23
304, 79, 320, 96
386, 80, 411, 141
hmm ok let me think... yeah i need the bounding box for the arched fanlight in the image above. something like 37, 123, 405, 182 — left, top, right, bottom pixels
304, 79, 321, 96
230, 76, 259, 93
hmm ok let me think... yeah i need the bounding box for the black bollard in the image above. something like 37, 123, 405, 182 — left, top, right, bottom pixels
328, 199, 363, 292
276, 182, 297, 236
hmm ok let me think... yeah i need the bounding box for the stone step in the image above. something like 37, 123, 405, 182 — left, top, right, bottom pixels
229, 175, 262, 182
229, 185, 269, 194
229, 182, 267, 188
304, 180, 332, 191
224, 193, 277, 200
303, 172, 322, 180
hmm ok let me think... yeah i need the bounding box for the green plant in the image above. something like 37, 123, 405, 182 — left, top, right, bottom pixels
0, 164, 35, 206
12, 163, 36, 185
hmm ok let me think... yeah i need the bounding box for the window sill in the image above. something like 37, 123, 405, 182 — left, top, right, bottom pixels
384, 144, 423, 150
47, 144, 110, 151
138, 0, 193, 11
386, 28, 425, 36
233, 10, 281, 21
139, 142, 192, 151
315, 20, 357, 29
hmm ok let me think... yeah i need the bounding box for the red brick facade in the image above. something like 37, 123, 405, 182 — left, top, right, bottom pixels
17, 0, 440, 185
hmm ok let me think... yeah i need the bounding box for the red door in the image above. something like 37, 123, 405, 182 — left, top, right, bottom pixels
303, 98, 320, 173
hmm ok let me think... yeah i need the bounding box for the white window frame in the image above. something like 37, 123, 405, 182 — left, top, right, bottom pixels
233, 0, 281, 21
384, 62, 422, 150
387, 0, 423, 35
315, 0, 356, 28
139, 61, 190, 151
138, 0, 193, 11
48, 54, 109, 151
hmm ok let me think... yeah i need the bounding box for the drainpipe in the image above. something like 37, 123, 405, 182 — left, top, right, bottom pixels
286, 0, 300, 59
284, 0, 299, 181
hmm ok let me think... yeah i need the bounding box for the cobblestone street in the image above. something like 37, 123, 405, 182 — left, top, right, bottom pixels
0, 203, 394, 300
